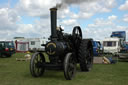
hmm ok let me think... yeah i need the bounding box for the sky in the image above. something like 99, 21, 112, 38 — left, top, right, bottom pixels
0, 0, 128, 41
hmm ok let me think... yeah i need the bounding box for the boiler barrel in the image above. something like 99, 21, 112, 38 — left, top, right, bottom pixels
45, 41, 69, 56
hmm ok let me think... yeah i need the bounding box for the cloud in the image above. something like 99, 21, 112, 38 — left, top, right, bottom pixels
15, 0, 58, 17
0, 7, 22, 40
108, 15, 117, 20
79, 0, 116, 12
70, 0, 117, 19
119, 0, 128, 10
58, 18, 80, 33
15, 18, 51, 38
0, 8, 20, 30
79, 12, 93, 19
57, 7, 71, 19
123, 14, 128, 22
88, 18, 114, 28
0, 7, 51, 40
0, 0, 118, 40
15, 0, 117, 19
60, 19, 79, 26
84, 16, 128, 40
59, 0, 117, 20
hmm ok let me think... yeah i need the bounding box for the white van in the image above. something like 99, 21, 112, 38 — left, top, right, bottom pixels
103, 38, 121, 54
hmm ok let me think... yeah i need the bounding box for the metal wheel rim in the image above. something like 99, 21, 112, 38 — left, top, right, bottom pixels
67, 56, 76, 78
64, 53, 76, 80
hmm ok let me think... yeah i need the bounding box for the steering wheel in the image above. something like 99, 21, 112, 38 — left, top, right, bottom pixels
72, 26, 82, 48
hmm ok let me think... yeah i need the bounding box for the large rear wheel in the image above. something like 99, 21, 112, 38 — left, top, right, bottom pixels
30, 52, 45, 77
78, 39, 93, 71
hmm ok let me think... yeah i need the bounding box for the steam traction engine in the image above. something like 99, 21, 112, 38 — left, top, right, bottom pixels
30, 8, 93, 80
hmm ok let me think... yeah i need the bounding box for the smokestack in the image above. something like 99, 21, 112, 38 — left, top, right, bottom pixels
50, 8, 58, 40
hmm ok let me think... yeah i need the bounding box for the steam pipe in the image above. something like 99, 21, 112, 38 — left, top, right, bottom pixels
50, 8, 58, 40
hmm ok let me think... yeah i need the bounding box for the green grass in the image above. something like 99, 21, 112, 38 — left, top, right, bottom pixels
0, 53, 128, 85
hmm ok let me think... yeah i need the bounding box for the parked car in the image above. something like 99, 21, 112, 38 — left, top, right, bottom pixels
0, 41, 15, 57
93, 41, 104, 56
93, 41, 99, 56
96, 41, 104, 54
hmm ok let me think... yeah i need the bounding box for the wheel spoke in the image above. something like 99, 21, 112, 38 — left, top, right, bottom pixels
36, 55, 38, 61
37, 68, 40, 75
68, 58, 76, 77
68, 63, 75, 78
34, 59, 37, 63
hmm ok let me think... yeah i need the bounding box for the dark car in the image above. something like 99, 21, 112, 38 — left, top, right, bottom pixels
0, 41, 15, 57
93, 41, 99, 56
93, 41, 104, 56
96, 41, 104, 54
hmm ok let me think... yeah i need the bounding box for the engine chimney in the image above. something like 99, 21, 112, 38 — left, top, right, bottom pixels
50, 8, 58, 40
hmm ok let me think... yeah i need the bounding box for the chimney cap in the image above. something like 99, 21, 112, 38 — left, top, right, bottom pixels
50, 7, 57, 11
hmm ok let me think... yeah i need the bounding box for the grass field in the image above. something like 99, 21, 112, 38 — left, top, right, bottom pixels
0, 53, 128, 85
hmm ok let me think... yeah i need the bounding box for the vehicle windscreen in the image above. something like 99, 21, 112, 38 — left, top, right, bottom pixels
5, 42, 14, 48
0, 42, 5, 47
96, 42, 101, 47
103, 41, 116, 47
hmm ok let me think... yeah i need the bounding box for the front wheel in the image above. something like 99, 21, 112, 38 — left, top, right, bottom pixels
30, 52, 45, 77
64, 53, 76, 80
